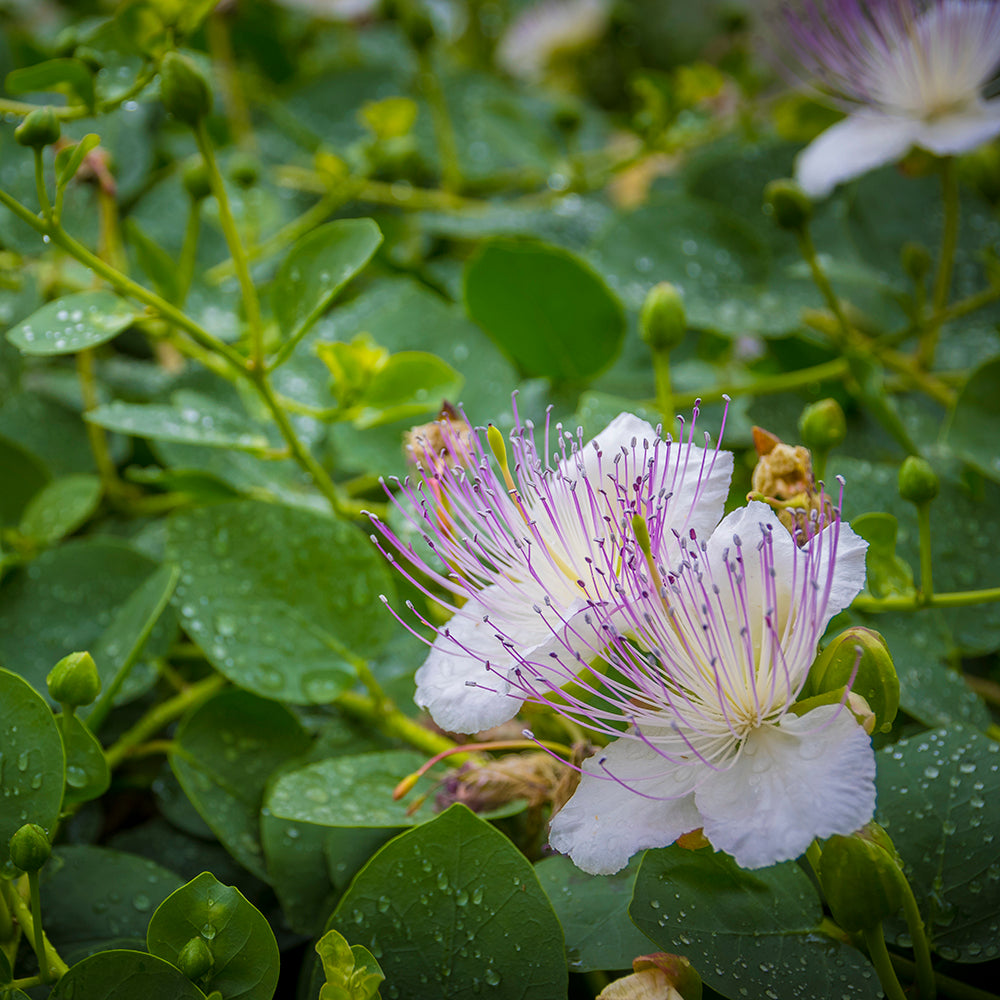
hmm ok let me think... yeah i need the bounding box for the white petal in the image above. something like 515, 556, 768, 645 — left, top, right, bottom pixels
811, 517, 868, 626
915, 102, 1000, 155
414, 597, 524, 733
695, 705, 876, 869
794, 114, 921, 199
571, 412, 661, 485
549, 736, 703, 875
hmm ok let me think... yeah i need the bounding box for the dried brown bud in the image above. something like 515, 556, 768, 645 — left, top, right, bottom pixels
748, 426, 835, 545
403, 402, 475, 474
598, 954, 701, 1000
436, 751, 569, 813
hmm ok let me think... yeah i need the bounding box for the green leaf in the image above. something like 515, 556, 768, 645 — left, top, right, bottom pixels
6, 58, 95, 107
0, 434, 49, 526
0, 391, 100, 477
55, 134, 101, 189
49, 951, 207, 1000
464, 238, 625, 382
87, 396, 272, 452
351, 351, 464, 428
170, 690, 311, 878
630, 847, 880, 1000
851, 513, 915, 599
847, 611, 989, 730
147, 873, 279, 1000
273, 219, 383, 339
164, 500, 395, 703
315, 928, 385, 1000
60, 711, 110, 806
0, 669, 64, 875
126, 219, 180, 303
6, 292, 135, 356
535, 855, 654, 973
330, 804, 567, 999
18, 474, 102, 546
0, 539, 170, 703
877, 727, 1000, 962
40, 846, 183, 964
947, 355, 1000, 482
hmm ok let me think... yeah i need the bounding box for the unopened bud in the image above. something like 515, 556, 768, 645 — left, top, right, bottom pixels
798, 398, 846, 454
764, 179, 812, 232
228, 152, 259, 188
15, 107, 61, 149
403, 9, 435, 50
898, 455, 939, 506
47, 651, 101, 708
177, 936, 214, 980
901, 242, 932, 283
820, 825, 903, 932
639, 282, 686, 353
159, 51, 212, 125
182, 158, 212, 201
9, 823, 51, 873
807, 627, 898, 733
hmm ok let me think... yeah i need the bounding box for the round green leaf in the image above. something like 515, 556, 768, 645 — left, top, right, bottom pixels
630, 847, 881, 1000
0, 434, 49, 526
50, 951, 206, 1000
353, 351, 464, 429
273, 218, 383, 339
60, 712, 110, 806
0, 539, 169, 702
147, 872, 279, 1000
877, 727, 1000, 962
6, 291, 135, 356
18, 474, 102, 546
535, 855, 654, 973
164, 501, 395, 703
464, 238, 625, 381
330, 803, 567, 999
947, 355, 1000, 482
40, 847, 183, 964
170, 689, 311, 878
0, 668, 64, 876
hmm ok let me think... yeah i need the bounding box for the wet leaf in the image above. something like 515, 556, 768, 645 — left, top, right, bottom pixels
49, 950, 206, 1000
18, 474, 102, 546
6, 292, 135, 356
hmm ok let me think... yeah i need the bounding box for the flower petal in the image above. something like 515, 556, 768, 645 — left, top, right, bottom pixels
811, 517, 868, 625
915, 102, 1000, 155
695, 705, 876, 869
549, 736, 703, 875
794, 114, 921, 199
414, 596, 524, 732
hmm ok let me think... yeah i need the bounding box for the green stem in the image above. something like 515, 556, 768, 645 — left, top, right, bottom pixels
27, 872, 49, 983
104, 674, 226, 770
336, 690, 459, 758
33, 148, 52, 222
417, 48, 462, 194
76, 348, 122, 500
0, 880, 14, 941
862, 924, 908, 1000
919, 158, 960, 369
87, 565, 181, 733
890, 955, 999, 1000
805, 840, 822, 880
852, 586, 1000, 613
251, 373, 353, 517
897, 869, 936, 999
177, 199, 202, 306
651, 346, 674, 430
917, 502, 934, 606
799, 227, 853, 346
194, 120, 265, 370
0, 879, 68, 982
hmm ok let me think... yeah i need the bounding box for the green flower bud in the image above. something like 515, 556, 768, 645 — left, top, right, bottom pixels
820, 825, 903, 932
177, 936, 214, 981
9, 823, 51, 873
764, 179, 813, 232
182, 158, 212, 201
228, 151, 259, 188
639, 282, 686, 353
798, 398, 846, 454
403, 9, 435, 50
808, 627, 898, 733
898, 455, 939, 505
901, 242, 932, 283
159, 51, 212, 126
46, 651, 101, 708
15, 107, 62, 149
